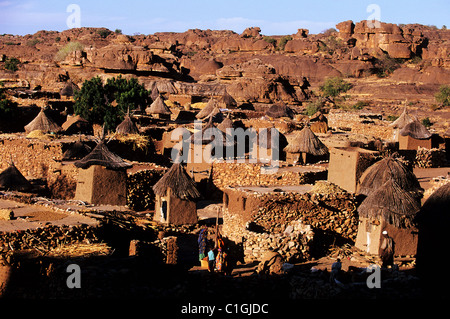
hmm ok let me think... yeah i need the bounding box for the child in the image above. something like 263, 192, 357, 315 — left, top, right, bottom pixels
207, 247, 215, 273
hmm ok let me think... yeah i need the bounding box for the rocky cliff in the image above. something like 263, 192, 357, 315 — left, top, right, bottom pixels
1, 21, 449, 112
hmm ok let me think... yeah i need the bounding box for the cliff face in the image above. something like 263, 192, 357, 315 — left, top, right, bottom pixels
0, 21, 449, 107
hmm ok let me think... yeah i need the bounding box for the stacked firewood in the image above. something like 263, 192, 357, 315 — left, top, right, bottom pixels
0, 224, 101, 253
251, 192, 359, 241
415, 147, 447, 168
126, 169, 165, 211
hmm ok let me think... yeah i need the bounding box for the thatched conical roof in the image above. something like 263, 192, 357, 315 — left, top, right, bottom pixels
145, 95, 171, 115
284, 126, 328, 155
62, 114, 92, 135
152, 163, 201, 200
357, 178, 421, 228
358, 155, 423, 198
196, 97, 217, 119
389, 106, 415, 129
0, 162, 32, 192
60, 81, 79, 97
217, 116, 234, 133
265, 103, 294, 119
74, 140, 132, 170
24, 108, 62, 133
309, 111, 328, 123
116, 111, 139, 135
399, 119, 432, 140
62, 139, 92, 160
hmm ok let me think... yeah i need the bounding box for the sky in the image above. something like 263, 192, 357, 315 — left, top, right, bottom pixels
0, 0, 449, 36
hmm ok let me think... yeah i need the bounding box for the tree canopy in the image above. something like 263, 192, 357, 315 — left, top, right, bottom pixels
73, 76, 150, 131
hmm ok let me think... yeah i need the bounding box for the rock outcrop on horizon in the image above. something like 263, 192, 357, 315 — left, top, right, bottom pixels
1, 20, 449, 108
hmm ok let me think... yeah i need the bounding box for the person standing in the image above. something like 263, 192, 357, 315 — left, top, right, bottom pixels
208, 247, 216, 273
380, 230, 395, 268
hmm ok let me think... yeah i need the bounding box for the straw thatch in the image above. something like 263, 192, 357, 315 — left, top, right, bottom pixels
24, 108, 62, 133
196, 97, 218, 119
152, 163, 201, 200
358, 155, 423, 198
399, 119, 432, 140
217, 116, 234, 133
145, 95, 171, 115
389, 106, 415, 129
415, 182, 450, 226
62, 139, 92, 160
116, 112, 139, 135
218, 91, 237, 108
60, 81, 79, 97
74, 140, 132, 170
284, 126, 328, 155
62, 115, 92, 135
0, 162, 32, 192
309, 111, 328, 124
265, 103, 294, 119
357, 178, 421, 228
204, 106, 224, 123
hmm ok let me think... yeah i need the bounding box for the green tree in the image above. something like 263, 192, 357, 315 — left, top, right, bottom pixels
435, 85, 450, 107
319, 77, 352, 100
0, 82, 19, 126
73, 76, 150, 131
4, 57, 20, 72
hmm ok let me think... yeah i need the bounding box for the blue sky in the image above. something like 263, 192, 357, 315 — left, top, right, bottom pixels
0, 0, 448, 36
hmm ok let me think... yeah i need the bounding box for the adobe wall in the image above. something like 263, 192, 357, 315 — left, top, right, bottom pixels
399, 135, 432, 150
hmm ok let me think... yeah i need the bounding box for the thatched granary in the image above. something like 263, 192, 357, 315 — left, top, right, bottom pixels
62, 139, 92, 161
74, 140, 132, 206
265, 103, 294, 119
24, 108, 62, 134
284, 126, 328, 164
398, 119, 432, 150
152, 163, 201, 225
357, 155, 423, 199
355, 178, 421, 256
389, 106, 415, 130
145, 95, 171, 119
414, 182, 450, 292
196, 97, 218, 119
0, 162, 32, 192
62, 114, 93, 135
60, 81, 79, 97
116, 111, 139, 135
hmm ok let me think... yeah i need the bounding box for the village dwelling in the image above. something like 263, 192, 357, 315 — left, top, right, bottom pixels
145, 95, 172, 120
61, 114, 93, 135
284, 126, 328, 165
62, 138, 92, 161
355, 178, 421, 256
398, 119, 432, 150
24, 107, 62, 134
195, 97, 219, 120
0, 161, 32, 192
389, 105, 414, 141
327, 146, 378, 193
74, 140, 132, 206
264, 102, 294, 119
251, 127, 288, 163
115, 110, 140, 135
152, 163, 201, 226
357, 155, 423, 200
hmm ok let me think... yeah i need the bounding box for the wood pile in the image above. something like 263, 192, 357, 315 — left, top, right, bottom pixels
415, 147, 447, 168
0, 224, 101, 254
126, 169, 165, 211
251, 191, 358, 241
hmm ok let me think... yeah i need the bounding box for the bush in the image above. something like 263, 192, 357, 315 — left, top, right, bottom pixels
73, 76, 151, 131
278, 36, 292, 51
374, 53, 403, 77
319, 77, 352, 99
435, 85, 450, 107
422, 117, 432, 128
0, 82, 18, 122
3, 57, 20, 72
54, 41, 84, 62
263, 36, 277, 47
96, 29, 112, 39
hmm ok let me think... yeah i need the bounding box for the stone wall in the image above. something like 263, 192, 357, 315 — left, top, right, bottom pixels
212, 162, 326, 189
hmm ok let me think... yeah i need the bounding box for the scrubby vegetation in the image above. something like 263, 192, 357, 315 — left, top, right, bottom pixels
54, 41, 84, 62
435, 85, 450, 107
